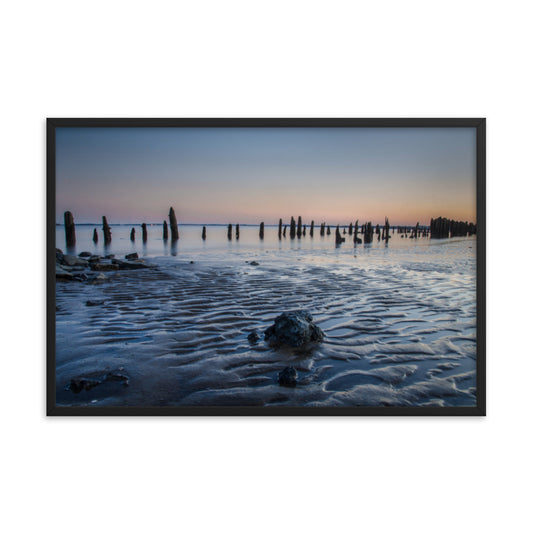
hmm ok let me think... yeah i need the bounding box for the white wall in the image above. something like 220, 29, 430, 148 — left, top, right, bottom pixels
2, 1, 531, 532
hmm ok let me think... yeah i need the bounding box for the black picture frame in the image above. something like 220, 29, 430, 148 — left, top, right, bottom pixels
47, 118, 486, 416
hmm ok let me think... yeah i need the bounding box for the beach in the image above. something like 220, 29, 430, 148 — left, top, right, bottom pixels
55, 224, 477, 407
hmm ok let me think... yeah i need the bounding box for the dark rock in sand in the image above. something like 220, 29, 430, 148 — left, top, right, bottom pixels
86, 300, 105, 306
56, 248, 63, 255
56, 265, 74, 280
247, 331, 260, 344
112, 259, 150, 270
88, 255, 101, 262
62, 255, 89, 267
79, 251, 92, 258
278, 366, 298, 387
104, 371, 129, 386
125, 252, 139, 260
264, 311, 324, 347
104, 254, 115, 259
68, 378, 102, 393
90, 262, 119, 271
249, 261, 260, 266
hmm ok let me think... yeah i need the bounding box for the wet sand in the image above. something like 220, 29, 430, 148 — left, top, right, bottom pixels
55, 237, 477, 408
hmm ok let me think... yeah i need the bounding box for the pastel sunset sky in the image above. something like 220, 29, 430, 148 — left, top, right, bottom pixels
56, 127, 476, 225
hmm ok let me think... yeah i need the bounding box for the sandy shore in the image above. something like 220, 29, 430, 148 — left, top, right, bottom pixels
55, 239, 477, 408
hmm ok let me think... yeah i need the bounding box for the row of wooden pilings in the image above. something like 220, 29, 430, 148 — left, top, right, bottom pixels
63, 208, 475, 248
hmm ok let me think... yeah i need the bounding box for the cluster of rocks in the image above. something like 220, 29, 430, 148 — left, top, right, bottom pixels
56, 249, 153, 282
67, 368, 130, 393
247, 311, 325, 387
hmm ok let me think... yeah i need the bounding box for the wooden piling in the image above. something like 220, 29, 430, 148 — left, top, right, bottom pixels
64, 211, 76, 247
283, 225, 287, 237
236, 224, 240, 240
163, 220, 168, 240
92, 228, 98, 244
297, 216, 302, 238
142, 223, 148, 242
363, 222, 373, 243
290, 217, 296, 239
130, 228, 135, 241
384, 217, 390, 243
348, 223, 353, 236
303, 225, 306, 236
278, 218, 282, 239
310, 220, 314, 237
227, 223, 232, 240
102, 216, 111, 245
202, 226, 206, 240
169, 207, 179, 241
327, 226, 331, 235
320, 223, 325, 237
259, 222, 265, 239
335, 225, 345, 245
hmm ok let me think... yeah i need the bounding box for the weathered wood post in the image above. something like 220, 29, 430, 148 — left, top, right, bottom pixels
64, 211, 76, 247
259, 222, 265, 239
310, 220, 314, 237
348, 222, 353, 236
354, 220, 360, 244
303, 225, 306, 236
130, 228, 135, 241
202, 226, 206, 240
236, 224, 240, 240
297, 216, 302, 238
93, 228, 98, 244
163, 220, 168, 240
290, 217, 296, 239
384, 217, 390, 243
376, 223, 381, 242
415, 222, 420, 239
320, 223, 325, 237
283, 225, 287, 237
363, 222, 373, 243
102, 216, 112, 245
228, 223, 232, 240
327, 226, 331, 235
278, 218, 282, 239
169, 207, 179, 241
142, 223, 148, 242
335, 225, 345, 245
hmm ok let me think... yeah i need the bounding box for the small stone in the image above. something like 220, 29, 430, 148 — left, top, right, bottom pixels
278, 367, 298, 387
247, 331, 260, 344
86, 300, 105, 306
79, 251, 92, 257
249, 261, 259, 266
68, 378, 102, 393
125, 252, 139, 260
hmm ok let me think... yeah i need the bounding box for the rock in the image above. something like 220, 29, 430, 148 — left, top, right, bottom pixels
247, 331, 260, 344
56, 265, 73, 280
86, 300, 105, 306
56, 250, 65, 264
278, 366, 298, 387
89, 273, 107, 284
90, 262, 119, 271
104, 254, 115, 259
112, 259, 150, 270
68, 378, 102, 393
79, 251, 92, 257
88, 255, 101, 262
104, 371, 129, 386
249, 261, 259, 266
190, 260, 194, 264
264, 311, 324, 347
63, 255, 89, 267
125, 252, 139, 260
56, 248, 63, 255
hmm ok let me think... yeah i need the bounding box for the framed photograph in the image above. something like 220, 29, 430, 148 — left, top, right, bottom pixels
47, 118, 486, 416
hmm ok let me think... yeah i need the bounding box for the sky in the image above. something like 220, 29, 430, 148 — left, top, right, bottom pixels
55, 127, 476, 225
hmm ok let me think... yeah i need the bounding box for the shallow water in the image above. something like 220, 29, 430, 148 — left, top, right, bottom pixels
55, 226, 477, 408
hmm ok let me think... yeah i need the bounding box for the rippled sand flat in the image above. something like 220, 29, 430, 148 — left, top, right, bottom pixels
55, 237, 477, 408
